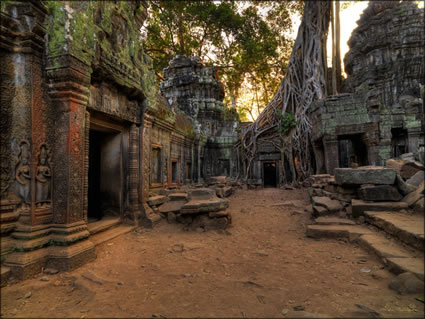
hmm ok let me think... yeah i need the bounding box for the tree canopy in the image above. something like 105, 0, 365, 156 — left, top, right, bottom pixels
141, 0, 303, 121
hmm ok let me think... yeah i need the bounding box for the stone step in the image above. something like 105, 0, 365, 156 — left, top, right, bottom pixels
1, 266, 11, 286
314, 217, 356, 225
87, 217, 121, 236
306, 224, 374, 242
387, 257, 424, 281
364, 211, 424, 251
306, 224, 424, 280
89, 224, 135, 246
351, 199, 408, 218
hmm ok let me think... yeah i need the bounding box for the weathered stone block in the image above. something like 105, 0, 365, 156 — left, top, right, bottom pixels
169, 193, 188, 201
406, 171, 424, 187
351, 199, 408, 217
159, 200, 186, 214
358, 185, 402, 202
147, 195, 169, 207
402, 182, 424, 207
389, 272, 425, 295
312, 196, 343, 212
180, 198, 229, 214
334, 167, 396, 185
395, 174, 416, 196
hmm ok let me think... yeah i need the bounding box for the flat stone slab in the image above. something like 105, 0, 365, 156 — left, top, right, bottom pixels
387, 257, 424, 281
351, 199, 408, 217
314, 217, 356, 225
188, 188, 216, 200
147, 195, 169, 207
356, 234, 411, 259
364, 211, 424, 250
159, 200, 186, 214
180, 198, 229, 214
306, 224, 373, 241
169, 193, 188, 201
312, 196, 342, 212
359, 185, 402, 202
334, 167, 396, 185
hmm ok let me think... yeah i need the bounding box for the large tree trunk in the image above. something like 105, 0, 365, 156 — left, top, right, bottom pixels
335, 1, 342, 92
237, 1, 331, 181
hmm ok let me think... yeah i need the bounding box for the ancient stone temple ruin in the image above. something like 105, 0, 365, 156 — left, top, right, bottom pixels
0, 0, 423, 282
0, 1, 239, 280
311, 1, 424, 174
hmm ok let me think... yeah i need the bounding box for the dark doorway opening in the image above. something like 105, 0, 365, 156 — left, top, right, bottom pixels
338, 134, 368, 168
88, 129, 122, 222
263, 162, 277, 188
171, 161, 178, 184
391, 128, 407, 158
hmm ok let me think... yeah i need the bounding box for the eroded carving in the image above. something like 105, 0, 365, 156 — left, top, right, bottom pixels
35, 144, 52, 207
15, 140, 31, 208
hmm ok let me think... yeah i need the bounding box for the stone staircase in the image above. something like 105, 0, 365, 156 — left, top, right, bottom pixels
306, 203, 424, 280
87, 217, 135, 246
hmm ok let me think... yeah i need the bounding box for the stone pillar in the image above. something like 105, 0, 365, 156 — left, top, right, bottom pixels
1, 2, 95, 279
126, 123, 142, 224
323, 136, 339, 175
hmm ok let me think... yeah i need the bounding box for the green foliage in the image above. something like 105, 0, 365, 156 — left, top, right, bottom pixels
142, 1, 299, 120
223, 107, 240, 122
276, 110, 298, 135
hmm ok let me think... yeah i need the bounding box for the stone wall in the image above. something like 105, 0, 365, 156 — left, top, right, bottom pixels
311, 1, 424, 175
160, 56, 239, 180
0, 0, 154, 278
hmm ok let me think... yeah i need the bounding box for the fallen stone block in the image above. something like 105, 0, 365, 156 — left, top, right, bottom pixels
314, 217, 356, 225
207, 176, 228, 185
358, 185, 402, 202
351, 199, 408, 217
402, 182, 424, 207
389, 272, 425, 295
395, 174, 415, 196
312, 205, 328, 216
188, 188, 216, 200
406, 170, 424, 187
223, 186, 233, 197
169, 193, 188, 201
400, 161, 424, 180
191, 214, 230, 230
312, 196, 342, 212
334, 167, 396, 185
147, 195, 169, 207
167, 212, 177, 224
159, 200, 186, 214
180, 198, 229, 214
385, 158, 424, 179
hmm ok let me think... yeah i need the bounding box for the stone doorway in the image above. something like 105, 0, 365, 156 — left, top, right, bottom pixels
263, 162, 277, 188
391, 128, 407, 158
338, 134, 368, 168
88, 127, 123, 222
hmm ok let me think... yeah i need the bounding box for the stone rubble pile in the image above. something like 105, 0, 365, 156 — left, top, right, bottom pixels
306, 163, 424, 218
143, 177, 236, 231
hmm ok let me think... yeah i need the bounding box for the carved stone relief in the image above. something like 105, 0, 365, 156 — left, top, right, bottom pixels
15, 140, 31, 208
35, 144, 52, 208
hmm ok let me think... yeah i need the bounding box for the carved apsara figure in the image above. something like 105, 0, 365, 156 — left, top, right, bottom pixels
35, 144, 51, 207
15, 141, 31, 207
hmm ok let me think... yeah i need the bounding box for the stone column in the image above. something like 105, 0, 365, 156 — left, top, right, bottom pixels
126, 123, 142, 224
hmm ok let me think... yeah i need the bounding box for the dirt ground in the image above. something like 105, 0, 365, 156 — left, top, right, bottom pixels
1, 188, 424, 318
